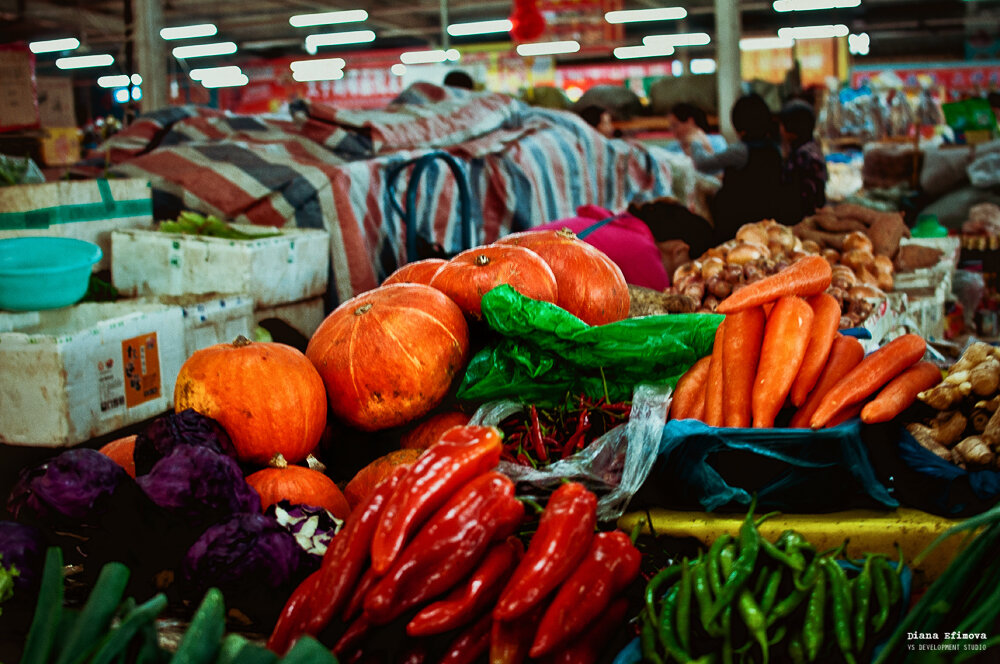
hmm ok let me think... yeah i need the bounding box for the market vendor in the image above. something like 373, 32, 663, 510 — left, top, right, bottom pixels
531, 198, 714, 291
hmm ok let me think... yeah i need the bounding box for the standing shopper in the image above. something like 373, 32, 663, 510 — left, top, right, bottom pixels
777, 99, 829, 224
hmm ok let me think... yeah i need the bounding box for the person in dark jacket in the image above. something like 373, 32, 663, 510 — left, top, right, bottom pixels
706, 93, 784, 244
777, 99, 828, 224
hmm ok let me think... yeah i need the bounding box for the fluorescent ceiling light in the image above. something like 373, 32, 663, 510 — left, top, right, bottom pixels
739, 36, 795, 49
160, 23, 217, 40
289, 58, 346, 81
114, 88, 130, 103
292, 68, 345, 82
304, 30, 376, 54
516, 40, 580, 57
201, 73, 249, 88
644, 32, 712, 47
605, 7, 687, 23
55, 54, 114, 69
400, 49, 460, 64
29, 37, 80, 53
97, 74, 130, 88
848, 32, 870, 55
131, 73, 142, 85
391, 63, 407, 76
447, 19, 512, 36
773, 0, 860, 11
290, 58, 346, 72
613, 44, 675, 59
189, 65, 242, 81
778, 24, 850, 39
290, 10, 368, 27
690, 58, 717, 74
172, 42, 238, 59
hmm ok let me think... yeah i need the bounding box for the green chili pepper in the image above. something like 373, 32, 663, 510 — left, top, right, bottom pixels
722, 605, 734, 664
871, 556, 891, 633
803, 570, 826, 662
738, 589, 769, 664
709, 506, 761, 623
659, 587, 694, 663
708, 534, 734, 597
793, 559, 822, 593
677, 558, 694, 653
645, 565, 681, 625
766, 583, 810, 628
881, 557, 902, 607
768, 625, 787, 647
693, 555, 723, 638
822, 559, 856, 664
787, 633, 807, 664
640, 613, 667, 664
719, 543, 737, 579
760, 567, 783, 615
853, 557, 873, 652
762, 538, 805, 572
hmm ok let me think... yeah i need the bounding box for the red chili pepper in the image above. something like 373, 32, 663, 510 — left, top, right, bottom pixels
363, 471, 524, 625
406, 536, 523, 637
266, 569, 321, 655
542, 596, 629, 664
342, 565, 380, 622
332, 613, 371, 659
529, 531, 641, 658
398, 643, 428, 664
529, 406, 548, 462
439, 611, 493, 664
370, 425, 503, 574
302, 465, 407, 636
490, 604, 544, 664
494, 482, 597, 622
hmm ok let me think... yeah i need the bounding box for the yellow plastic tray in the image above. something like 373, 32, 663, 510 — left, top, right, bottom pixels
619, 508, 968, 584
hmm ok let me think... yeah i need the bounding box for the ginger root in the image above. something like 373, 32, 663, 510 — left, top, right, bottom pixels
918, 377, 966, 411
954, 436, 996, 468
929, 410, 968, 447
968, 355, 1000, 396
907, 423, 958, 464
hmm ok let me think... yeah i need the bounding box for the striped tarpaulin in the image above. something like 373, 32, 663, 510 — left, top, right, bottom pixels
97, 82, 699, 308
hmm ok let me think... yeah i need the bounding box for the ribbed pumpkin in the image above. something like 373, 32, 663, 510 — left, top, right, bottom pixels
174, 336, 327, 466
343, 448, 422, 510
245, 455, 351, 519
428, 244, 558, 319
382, 258, 447, 286
496, 228, 629, 325
306, 283, 469, 432
98, 435, 137, 478
400, 411, 471, 451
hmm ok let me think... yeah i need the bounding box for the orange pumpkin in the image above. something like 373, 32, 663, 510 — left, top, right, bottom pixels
383, 258, 447, 286
246, 455, 351, 519
98, 435, 137, 478
428, 244, 558, 319
496, 228, 629, 325
343, 448, 422, 510
400, 411, 471, 451
306, 283, 469, 432
174, 336, 327, 466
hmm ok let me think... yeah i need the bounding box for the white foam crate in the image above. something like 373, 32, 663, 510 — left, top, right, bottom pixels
255, 296, 326, 340
111, 225, 330, 308
0, 301, 185, 447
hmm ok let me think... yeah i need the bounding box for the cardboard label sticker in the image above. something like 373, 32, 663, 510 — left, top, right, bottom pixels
121, 332, 161, 408
98, 355, 126, 414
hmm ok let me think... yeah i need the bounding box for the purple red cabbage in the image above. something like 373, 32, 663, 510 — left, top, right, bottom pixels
134, 409, 235, 476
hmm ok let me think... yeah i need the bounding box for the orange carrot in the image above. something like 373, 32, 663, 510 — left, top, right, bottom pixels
751, 296, 814, 428
689, 381, 707, 422
824, 402, 863, 428
723, 307, 766, 428
860, 360, 942, 424
789, 334, 865, 428
703, 320, 727, 427
716, 255, 832, 314
790, 293, 842, 407
671, 355, 712, 420
809, 333, 927, 429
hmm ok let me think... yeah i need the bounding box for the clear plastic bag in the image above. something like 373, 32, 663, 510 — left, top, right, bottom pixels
469, 382, 672, 521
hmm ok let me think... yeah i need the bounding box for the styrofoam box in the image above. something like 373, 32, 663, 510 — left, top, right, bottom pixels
0, 302, 185, 447
0, 179, 154, 271
111, 226, 330, 308
144, 295, 256, 360
255, 296, 326, 340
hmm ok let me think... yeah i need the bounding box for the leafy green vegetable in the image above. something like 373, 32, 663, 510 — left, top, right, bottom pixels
160, 211, 282, 240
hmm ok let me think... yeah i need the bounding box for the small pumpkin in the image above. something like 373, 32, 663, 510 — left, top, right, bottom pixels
98, 435, 137, 478
174, 336, 327, 466
400, 411, 471, 451
428, 244, 558, 319
306, 283, 469, 432
245, 455, 351, 519
496, 228, 629, 325
383, 258, 447, 286
343, 448, 422, 510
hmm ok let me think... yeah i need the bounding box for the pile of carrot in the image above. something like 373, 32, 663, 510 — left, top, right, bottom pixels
671, 255, 940, 428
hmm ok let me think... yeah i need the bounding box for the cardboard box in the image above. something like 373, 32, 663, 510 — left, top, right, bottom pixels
0, 301, 186, 447
39, 127, 82, 166
0, 178, 154, 271
36, 77, 76, 128
112, 226, 330, 308
0, 45, 39, 132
